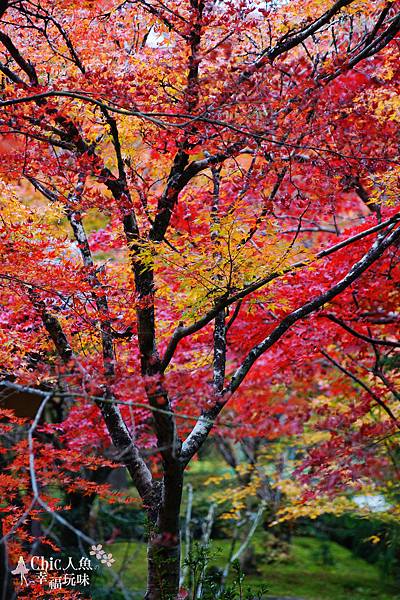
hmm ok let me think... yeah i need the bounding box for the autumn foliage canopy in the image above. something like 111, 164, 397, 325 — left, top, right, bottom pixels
0, 0, 399, 597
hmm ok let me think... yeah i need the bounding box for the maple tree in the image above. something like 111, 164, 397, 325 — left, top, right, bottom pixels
0, 0, 399, 598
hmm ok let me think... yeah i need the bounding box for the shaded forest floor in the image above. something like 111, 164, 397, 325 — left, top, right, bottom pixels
97, 535, 399, 599
88, 457, 400, 599
90, 456, 400, 599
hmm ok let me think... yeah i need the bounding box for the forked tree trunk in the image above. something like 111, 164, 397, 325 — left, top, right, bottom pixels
145, 466, 184, 600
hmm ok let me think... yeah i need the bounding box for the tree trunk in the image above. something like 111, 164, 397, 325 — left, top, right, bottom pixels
146, 539, 181, 600
145, 467, 183, 600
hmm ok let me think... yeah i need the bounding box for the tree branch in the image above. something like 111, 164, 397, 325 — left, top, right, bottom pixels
0, 31, 38, 85
321, 350, 399, 425
1, 90, 399, 165
322, 313, 400, 348
266, 0, 356, 62
322, 11, 400, 82
0, 1, 8, 20
27, 287, 154, 502
227, 224, 400, 395
162, 213, 400, 370
180, 222, 400, 461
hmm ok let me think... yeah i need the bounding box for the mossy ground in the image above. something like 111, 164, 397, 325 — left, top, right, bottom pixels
92, 458, 399, 599
96, 535, 399, 599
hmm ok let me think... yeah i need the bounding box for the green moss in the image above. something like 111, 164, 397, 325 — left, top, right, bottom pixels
257, 536, 399, 600
108, 455, 399, 599
93, 535, 399, 599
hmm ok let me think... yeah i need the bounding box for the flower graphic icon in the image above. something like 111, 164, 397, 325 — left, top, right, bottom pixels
101, 553, 115, 567
11, 556, 29, 585
89, 544, 115, 567
90, 544, 104, 560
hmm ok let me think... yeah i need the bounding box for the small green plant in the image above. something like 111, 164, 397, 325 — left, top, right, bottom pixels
183, 544, 268, 600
